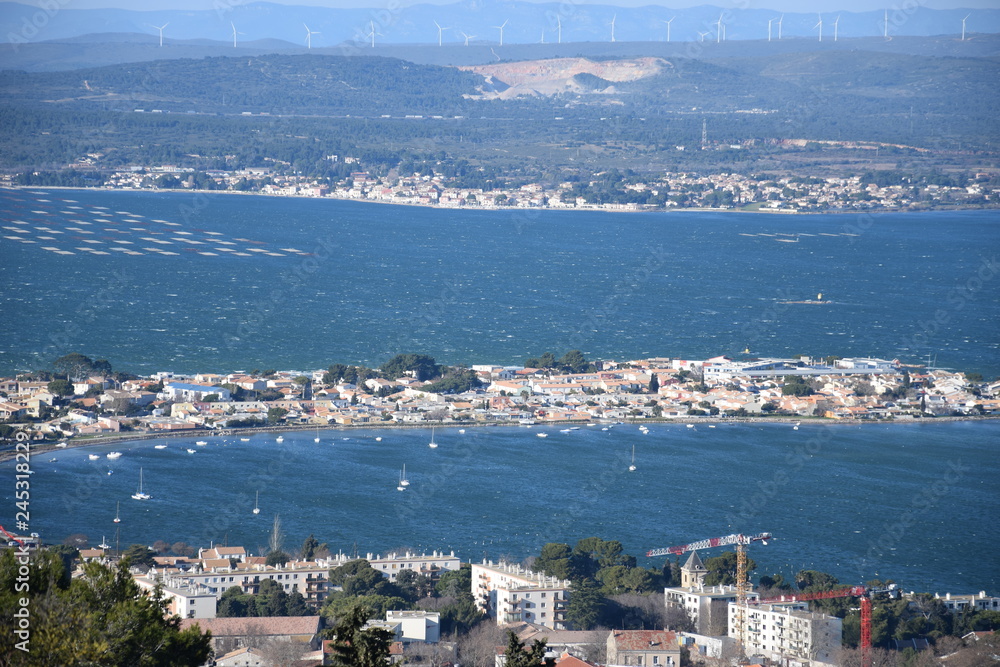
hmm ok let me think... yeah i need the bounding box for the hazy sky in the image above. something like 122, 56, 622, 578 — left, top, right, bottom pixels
41, 0, 1000, 12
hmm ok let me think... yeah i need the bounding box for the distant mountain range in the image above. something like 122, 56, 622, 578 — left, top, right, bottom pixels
2, 0, 998, 51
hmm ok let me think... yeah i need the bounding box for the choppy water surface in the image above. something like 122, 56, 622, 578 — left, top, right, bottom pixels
9, 420, 999, 593
1, 189, 997, 375
1, 189, 998, 592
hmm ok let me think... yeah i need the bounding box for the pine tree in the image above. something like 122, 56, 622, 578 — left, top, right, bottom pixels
502, 629, 548, 667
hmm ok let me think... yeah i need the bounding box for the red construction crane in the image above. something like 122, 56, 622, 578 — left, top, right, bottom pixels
647, 532, 773, 648
751, 584, 898, 667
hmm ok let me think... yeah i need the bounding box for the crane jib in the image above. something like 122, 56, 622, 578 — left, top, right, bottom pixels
645, 532, 773, 558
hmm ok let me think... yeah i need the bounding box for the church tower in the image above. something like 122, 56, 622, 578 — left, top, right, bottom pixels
681, 551, 708, 589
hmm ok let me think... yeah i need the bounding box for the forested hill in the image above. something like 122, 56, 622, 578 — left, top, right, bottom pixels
0, 55, 488, 117
1, 49, 996, 176
3, 49, 996, 149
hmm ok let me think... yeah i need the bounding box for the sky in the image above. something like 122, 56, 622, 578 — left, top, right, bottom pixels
37, 0, 1000, 12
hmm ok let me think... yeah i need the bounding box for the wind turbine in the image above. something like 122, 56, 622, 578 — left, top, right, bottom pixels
493, 19, 508, 46
777, 14, 783, 40
556, 16, 562, 44
665, 16, 675, 43
961, 13, 970, 41
609, 14, 616, 43
367, 20, 381, 48
147, 22, 168, 47
833, 15, 840, 42
715, 13, 723, 43
698, 30, 709, 42
230, 22, 245, 48
433, 20, 449, 47
883, 9, 889, 39
460, 30, 475, 46
303, 23, 320, 49
767, 17, 776, 42
815, 14, 823, 42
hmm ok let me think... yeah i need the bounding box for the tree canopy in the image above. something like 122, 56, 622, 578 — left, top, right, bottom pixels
502, 629, 549, 667
380, 354, 441, 381
323, 602, 393, 667
0, 548, 211, 665
703, 551, 757, 587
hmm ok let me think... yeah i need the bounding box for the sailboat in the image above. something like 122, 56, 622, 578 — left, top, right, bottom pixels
397, 469, 406, 492
428, 427, 438, 448
314, 426, 321, 443
98, 536, 110, 549
400, 464, 410, 487
131, 468, 150, 500
113, 501, 121, 523
253, 490, 260, 515
629, 445, 637, 472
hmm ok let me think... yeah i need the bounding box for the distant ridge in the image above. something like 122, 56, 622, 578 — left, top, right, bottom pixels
5, 31, 1000, 73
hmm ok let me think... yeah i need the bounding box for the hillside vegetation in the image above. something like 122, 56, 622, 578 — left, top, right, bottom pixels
1, 49, 996, 180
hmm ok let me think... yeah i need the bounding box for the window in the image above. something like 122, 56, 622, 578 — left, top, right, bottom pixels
653, 657, 659, 665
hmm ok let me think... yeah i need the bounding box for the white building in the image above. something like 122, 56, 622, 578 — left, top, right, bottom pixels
145, 559, 333, 607
135, 577, 218, 619
330, 550, 461, 582
471, 561, 572, 630
733, 603, 842, 667
933, 591, 1000, 613
386, 610, 441, 643
678, 632, 738, 661
664, 552, 759, 636
161, 382, 231, 402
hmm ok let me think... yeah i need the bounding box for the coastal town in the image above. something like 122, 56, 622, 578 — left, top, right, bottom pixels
8, 532, 999, 666
3, 352, 998, 666
1, 353, 996, 442
6, 161, 998, 213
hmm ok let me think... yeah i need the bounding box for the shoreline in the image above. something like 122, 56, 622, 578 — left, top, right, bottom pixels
9, 184, 997, 216
6, 414, 996, 464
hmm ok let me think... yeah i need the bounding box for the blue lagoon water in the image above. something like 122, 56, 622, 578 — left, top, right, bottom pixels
1, 188, 998, 376
10, 420, 1000, 594
1, 189, 998, 592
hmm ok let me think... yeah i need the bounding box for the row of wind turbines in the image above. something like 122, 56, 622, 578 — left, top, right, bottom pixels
144, 12, 980, 49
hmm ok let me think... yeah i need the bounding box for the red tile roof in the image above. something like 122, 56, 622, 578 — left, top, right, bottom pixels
180, 615, 321, 637
610, 630, 679, 652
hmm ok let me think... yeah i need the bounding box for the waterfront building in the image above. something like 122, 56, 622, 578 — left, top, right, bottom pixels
339, 550, 461, 583
471, 560, 572, 630
161, 381, 232, 402
732, 602, 842, 667
932, 591, 1000, 613
664, 552, 759, 636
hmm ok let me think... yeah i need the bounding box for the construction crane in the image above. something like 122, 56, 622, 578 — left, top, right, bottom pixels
751, 584, 898, 667
647, 532, 773, 649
